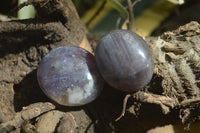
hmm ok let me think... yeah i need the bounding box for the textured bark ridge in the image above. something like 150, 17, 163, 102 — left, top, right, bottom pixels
148, 21, 200, 115
152, 21, 200, 100
149, 21, 200, 121
0, 0, 200, 132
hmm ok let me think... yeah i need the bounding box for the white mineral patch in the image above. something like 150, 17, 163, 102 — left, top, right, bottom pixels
68, 73, 95, 105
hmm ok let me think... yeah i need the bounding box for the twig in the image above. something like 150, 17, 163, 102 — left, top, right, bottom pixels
115, 90, 178, 121
0, 102, 55, 133
127, 0, 141, 32
115, 94, 131, 121
180, 98, 200, 107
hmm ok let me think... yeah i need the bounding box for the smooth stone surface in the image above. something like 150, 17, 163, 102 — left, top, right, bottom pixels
95, 30, 154, 92
37, 46, 104, 106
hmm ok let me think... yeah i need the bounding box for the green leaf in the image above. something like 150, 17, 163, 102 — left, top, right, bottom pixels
18, 0, 36, 19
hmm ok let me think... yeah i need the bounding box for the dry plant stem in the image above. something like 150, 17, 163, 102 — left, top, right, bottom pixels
115, 94, 131, 121
0, 102, 55, 133
133, 91, 177, 109
180, 98, 200, 107
127, 0, 141, 32
115, 90, 176, 121
86, 0, 106, 27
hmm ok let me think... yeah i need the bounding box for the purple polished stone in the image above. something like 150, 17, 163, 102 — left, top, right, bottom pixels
37, 46, 104, 106
95, 30, 154, 92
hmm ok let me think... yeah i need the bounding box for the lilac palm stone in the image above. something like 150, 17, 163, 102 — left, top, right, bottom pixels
95, 30, 154, 92
37, 46, 104, 106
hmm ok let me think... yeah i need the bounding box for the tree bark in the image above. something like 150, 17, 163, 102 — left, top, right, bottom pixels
0, 0, 200, 132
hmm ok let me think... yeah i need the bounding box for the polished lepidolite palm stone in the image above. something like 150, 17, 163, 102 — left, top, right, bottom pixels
95, 30, 154, 92
37, 46, 104, 106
